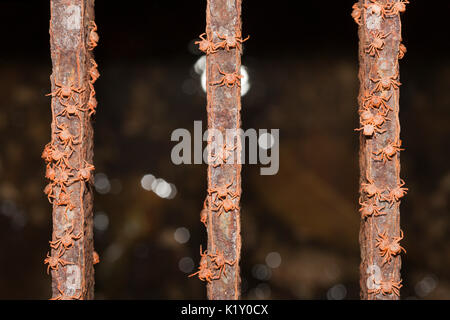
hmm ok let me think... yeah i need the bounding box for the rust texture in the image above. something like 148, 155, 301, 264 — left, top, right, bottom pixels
190, 0, 244, 299
43, 0, 98, 300
353, 0, 408, 299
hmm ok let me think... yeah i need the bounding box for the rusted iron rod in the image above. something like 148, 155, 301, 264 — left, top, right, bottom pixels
43, 0, 98, 300
190, 0, 245, 299
352, 0, 408, 300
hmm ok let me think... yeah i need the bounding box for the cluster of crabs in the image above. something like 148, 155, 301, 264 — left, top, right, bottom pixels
42, 21, 100, 300
189, 245, 236, 284
352, 0, 409, 25
189, 29, 248, 284
206, 177, 240, 221
193, 137, 241, 284
192, 177, 240, 283
195, 31, 249, 88
352, 0, 409, 298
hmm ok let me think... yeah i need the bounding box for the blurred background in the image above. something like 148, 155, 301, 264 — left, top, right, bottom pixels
0, 0, 449, 299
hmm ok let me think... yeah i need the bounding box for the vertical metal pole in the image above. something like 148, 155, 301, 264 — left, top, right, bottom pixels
44, 0, 98, 299
353, 0, 408, 300
191, 0, 244, 299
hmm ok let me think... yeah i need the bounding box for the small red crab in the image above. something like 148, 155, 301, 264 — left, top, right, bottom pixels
364, 0, 388, 19
86, 95, 98, 117
359, 110, 374, 123
363, 91, 393, 114
208, 178, 238, 204
356, 103, 389, 136
70, 161, 95, 184
212, 197, 238, 216
44, 183, 56, 203
373, 112, 390, 127
50, 282, 82, 300
53, 167, 73, 188
89, 59, 100, 84
189, 265, 220, 283
195, 33, 219, 55
49, 223, 82, 254
55, 189, 75, 216
365, 31, 390, 58
351, 2, 362, 26
398, 43, 407, 60
79, 161, 95, 181
45, 164, 56, 181
93, 251, 100, 265
42, 142, 54, 163
55, 123, 80, 149
355, 122, 386, 137
359, 111, 390, 128
88, 21, 99, 50
370, 73, 401, 93
189, 245, 220, 283
360, 89, 374, 105
216, 32, 250, 52
44, 251, 73, 274
376, 230, 406, 265
50, 146, 72, 168
209, 249, 235, 278
383, 179, 408, 207
200, 208, 208, 226
361, 177, 384, 201
200, 198, 208, 227
56, 100, 85, 120
369, 279, 402, 297
359, 198, 386, 219
210, 66, 243, 88
208, 143, 237, 167
386, 0, 409, 16
372, 140, 404, 163
47, 80, 85, 104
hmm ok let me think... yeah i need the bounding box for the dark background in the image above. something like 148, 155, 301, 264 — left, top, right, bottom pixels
0, 0, 449, 299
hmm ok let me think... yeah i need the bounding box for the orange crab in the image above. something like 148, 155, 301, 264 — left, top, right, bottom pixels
49, 223, 82, 254
47, 80, 85, 104
195, 33, 219, 55
200, 198, 208, 227
207, 178, 238, 204
209, 249, 235, 278
355, 122, 386, 137
211, 197, 238, 216
351, 2, 362, 26
370, 73, 401, 93
386, 0, 409, 16
88, 21, 99, 50
372, 140, 404, 163
383, 180, 408, 207
70, 161, 95, 184
363, 91, 393, 115
359, 198, 386, 219
189, 245, 220, 283
369, 279, 402, 297
210, 66, 243, 88
365, 31, 390, 58
361, 177, 384, 201
375, 230, 406, 264
50, 282, 82, 300
216, 32, 249, 52
44, 251, 73, 274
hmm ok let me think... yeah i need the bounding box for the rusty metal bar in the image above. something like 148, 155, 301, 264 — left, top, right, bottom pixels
190, 0, 244, 300
43, 0, 98, 300
353, 0, 408, 300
